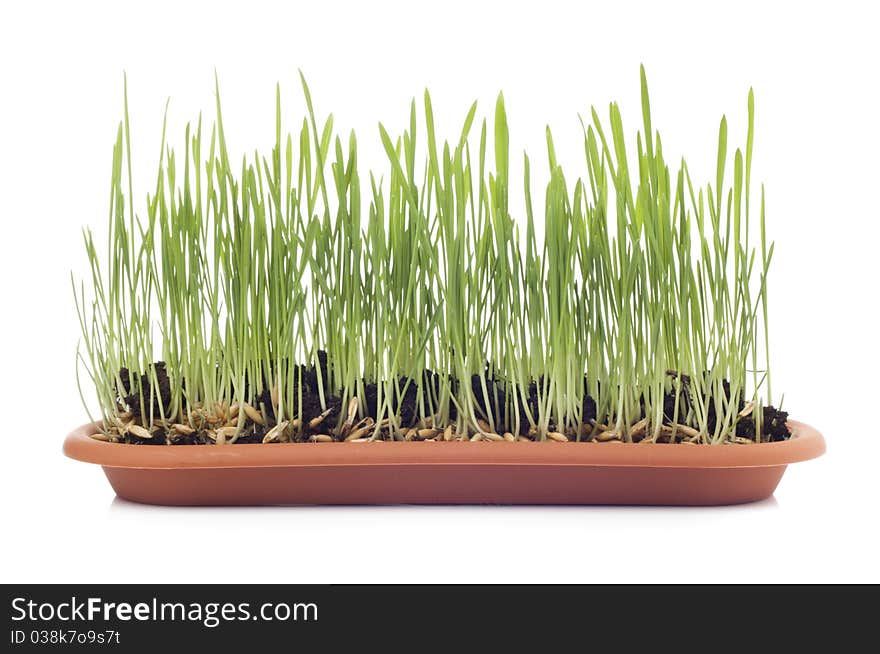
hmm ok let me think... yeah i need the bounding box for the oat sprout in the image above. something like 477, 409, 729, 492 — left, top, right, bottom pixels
73, 67, 786, 446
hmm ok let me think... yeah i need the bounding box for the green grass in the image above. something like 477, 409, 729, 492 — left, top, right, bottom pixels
74, 66, 780, 445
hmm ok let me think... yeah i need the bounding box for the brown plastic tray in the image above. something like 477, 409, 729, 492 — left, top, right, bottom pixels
63, 420, 824, 506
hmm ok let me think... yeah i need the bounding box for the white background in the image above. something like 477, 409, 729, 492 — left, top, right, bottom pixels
1, 0, 878, 583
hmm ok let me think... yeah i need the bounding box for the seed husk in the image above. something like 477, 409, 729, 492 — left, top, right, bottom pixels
345, 425, 371, 442
476, 419, 491, 433
629, 418, 649, 438
443, 425, 454, 441
127, 424, 153, 440
308, 409, 332, 429
482, 432, 504, 442
547, 431, 568, 442
670, 423, 702, 440
215, 426, 238, 444
346, 396, 359, 424
738, 402, 755, 418
172, 423, 194, 435
263, 420, 291, 443
470, 432, 484, 442
242, 402, 264, 425
89, 432, 112, 442
108, 416, 127, 429
310, 434, 333, 443
595, 430, 621, 442
417, 428, 438, 440
502, 432, 515, 442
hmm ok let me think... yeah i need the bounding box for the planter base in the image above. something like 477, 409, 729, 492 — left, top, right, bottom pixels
66, 421, 824, 506
102, 464, 788, 506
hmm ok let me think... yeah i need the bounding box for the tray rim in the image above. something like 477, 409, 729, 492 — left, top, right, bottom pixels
64, 419, 825, 470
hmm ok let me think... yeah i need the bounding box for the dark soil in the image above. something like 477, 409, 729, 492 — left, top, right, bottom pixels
131, 426, 168, 446
581, 392, 598, 426
735, 405, 790, 442
120, 362, 173, 422
360, 370, 440, 427
115, 356, 791, 444
233, 423, 267, 444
